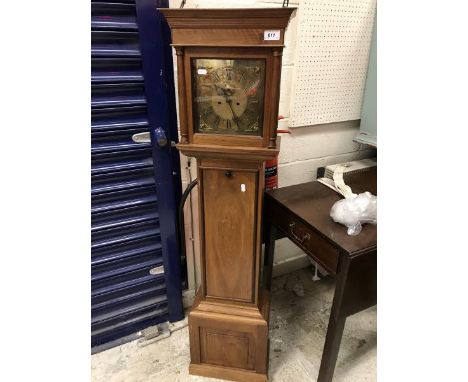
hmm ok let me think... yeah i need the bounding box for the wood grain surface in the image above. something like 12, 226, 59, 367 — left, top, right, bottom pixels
203, 167, 258, 302
160, 8, 295, 381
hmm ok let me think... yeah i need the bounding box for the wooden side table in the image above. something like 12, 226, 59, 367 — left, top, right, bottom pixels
263, 168, 377, 382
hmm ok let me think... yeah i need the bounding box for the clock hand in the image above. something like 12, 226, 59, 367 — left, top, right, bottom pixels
217, 86, 241, 128
225, 97, 242, 128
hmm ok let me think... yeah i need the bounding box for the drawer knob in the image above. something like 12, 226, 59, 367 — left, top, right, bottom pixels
289, 222, 311, 244
225, 171, 232, 178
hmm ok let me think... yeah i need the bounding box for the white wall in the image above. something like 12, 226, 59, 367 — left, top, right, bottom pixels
169, 0, 377, 295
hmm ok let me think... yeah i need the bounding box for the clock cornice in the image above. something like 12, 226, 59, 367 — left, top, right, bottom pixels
159, 8, 295, 48
158, 8, 296, 30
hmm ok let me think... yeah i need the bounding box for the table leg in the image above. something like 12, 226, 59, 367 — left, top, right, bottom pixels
317, 314, 346, 382
317, 258, 349, 382
263, 222, 276, 291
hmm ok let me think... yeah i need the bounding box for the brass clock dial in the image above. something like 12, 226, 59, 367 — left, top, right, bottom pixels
192, 59, 265, 135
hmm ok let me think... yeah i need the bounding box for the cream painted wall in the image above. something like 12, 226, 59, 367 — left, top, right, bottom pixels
168, 0, 376, 296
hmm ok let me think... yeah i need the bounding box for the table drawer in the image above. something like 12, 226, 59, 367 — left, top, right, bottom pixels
269, 202, 339, 274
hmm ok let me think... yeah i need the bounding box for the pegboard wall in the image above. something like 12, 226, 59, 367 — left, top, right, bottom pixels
289, 0, 376, 127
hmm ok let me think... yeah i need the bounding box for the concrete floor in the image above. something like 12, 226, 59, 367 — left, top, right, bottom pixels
92, 267, 376, 382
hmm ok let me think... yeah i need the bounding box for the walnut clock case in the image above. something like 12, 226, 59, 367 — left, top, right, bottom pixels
159, 8, 295, 382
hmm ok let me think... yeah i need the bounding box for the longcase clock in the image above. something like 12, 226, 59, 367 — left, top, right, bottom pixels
159, 8, 295, 382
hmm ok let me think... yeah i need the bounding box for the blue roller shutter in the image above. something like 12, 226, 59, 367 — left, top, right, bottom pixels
91, 0, 183, 349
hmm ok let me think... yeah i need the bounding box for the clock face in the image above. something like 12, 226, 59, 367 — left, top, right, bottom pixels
192, 58, 266, 135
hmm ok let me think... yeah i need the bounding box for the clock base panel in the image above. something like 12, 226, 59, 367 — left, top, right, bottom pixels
188, 289, 270, 382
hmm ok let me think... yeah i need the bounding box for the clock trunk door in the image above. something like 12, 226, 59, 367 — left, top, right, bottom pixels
202, 166, 258, 303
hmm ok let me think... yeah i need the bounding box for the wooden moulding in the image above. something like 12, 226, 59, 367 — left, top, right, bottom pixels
159, 8, 295, 47
158, 8, 296, 31
269, 48, 283, 148
193, 289, 271, 321
174, 46, 189, 144
176, 137, 280, 161
177, 143, 279, 161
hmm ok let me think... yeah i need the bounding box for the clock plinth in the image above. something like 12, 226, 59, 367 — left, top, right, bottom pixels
188, 289, 271, 382
160, 7, 295, 381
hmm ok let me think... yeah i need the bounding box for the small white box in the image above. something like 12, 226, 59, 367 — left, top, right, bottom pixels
264, 30, 280, 41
